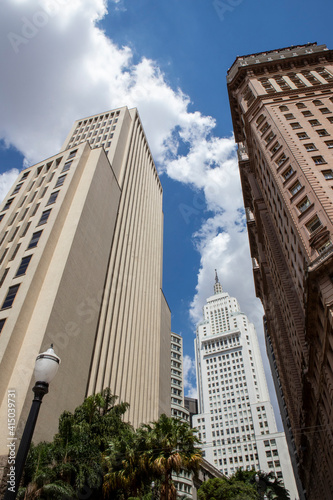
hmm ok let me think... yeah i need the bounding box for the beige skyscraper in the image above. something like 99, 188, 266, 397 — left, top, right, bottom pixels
0, 107, 171, 472
227, 43, 333, 499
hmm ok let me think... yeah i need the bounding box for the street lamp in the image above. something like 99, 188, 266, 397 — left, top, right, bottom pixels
4, 344, 60, 500
255, 473, 268, 500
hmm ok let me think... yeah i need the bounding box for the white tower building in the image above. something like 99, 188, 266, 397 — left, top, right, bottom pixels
192, 272, 298, 498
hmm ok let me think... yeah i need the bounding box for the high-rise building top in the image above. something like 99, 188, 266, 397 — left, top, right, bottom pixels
0, 107, 171, 473
227, 43, 333, 499
192, 275, 298, 499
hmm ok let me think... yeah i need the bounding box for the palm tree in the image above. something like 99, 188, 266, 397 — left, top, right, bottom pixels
103, 414, 202, 500
140, 414, 202, 500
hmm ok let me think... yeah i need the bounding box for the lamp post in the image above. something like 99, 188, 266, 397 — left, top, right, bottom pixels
255, 473, 268, 500
255, 473, 261, 499
4, 344, 60, 500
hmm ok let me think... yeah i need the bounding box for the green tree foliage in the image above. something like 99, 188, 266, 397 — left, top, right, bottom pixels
198, 476, 258, 500
103, 413, 202, 500
19, 388, 130, 499
198, 469, 291, 500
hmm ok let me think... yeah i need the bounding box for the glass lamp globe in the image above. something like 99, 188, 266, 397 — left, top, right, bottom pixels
34, 344, 61, 384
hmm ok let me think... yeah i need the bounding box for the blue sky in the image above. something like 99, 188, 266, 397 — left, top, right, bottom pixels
1, 0, 333, 421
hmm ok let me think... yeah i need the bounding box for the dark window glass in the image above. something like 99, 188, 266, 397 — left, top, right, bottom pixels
37, 209, 51, 226
55, 175, 66, 188
27, 230, 42, 249
67, 150, 77, 159
20, 171, 30, 181
0, 318, 6, 334
46, 191, 59, 206
0, 248, 8, 264
2, 198, 14, 211
15, 255, 32, 277
1, 284, 20, 309
12, 184, 23, 195
61, 161, 73, 173
0, 268, 9, 287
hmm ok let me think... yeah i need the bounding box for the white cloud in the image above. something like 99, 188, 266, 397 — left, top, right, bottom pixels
183, 354, 197, 398
0, 169, 20, 202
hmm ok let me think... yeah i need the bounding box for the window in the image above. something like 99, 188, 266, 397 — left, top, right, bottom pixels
317, 129, 329, 137
20, 171, 30, 181
302, 110, 313, 117
1, 284, 20, 309
284, 113, 295, 120
276, 153, 287, 167
282, 166, 294, 181
304, 143, 317, 152
297, 132, 309, 140
327, 117, 333, 124
312, 156, 326, 165
37, 209, 51, 226
27, 230, 42, 249
270, 142, 280, 154
306, 215, 322, 233
297, 197, 311, 213
2, 198, 14, 211
296, 103, 306, 109
0, 268, 9, 287
260, 123, 270, 134
290, 122, 301, 129
320, 107, 331, 114
323, 170, 333, 179
313, 99, 323, 106
309, 119, 320, 126
61, 160, 73, 173
12, 184, 23, 195
0, 248, 8, 264
325, 140, 333, 148
46, 191, 59, 206
265, 131, 275, 143
0, 318, 6, 334
318, 240, 332, 254
55, 175, 66, 188
15, 255, 32, 277
289, 181, 302, 196
279, 105, 288, 111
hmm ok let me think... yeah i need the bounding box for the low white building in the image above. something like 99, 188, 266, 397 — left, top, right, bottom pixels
192, 272, 298, 499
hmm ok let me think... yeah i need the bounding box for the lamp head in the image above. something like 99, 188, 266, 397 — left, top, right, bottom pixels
34, 344, 61, 384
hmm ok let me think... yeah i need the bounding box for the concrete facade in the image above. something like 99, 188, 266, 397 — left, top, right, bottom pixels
227, 43, 333, 499
192, 274, 298, 499
0, 107, 171, 471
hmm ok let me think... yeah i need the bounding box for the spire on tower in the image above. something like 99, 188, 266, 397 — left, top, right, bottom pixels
214, 269, 223, 294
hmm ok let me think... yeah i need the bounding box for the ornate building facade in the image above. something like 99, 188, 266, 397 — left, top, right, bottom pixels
227, 43, 333, 499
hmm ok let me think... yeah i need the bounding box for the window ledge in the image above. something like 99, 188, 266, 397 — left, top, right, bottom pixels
290, 185, 305, 202
297, 203, 314, 220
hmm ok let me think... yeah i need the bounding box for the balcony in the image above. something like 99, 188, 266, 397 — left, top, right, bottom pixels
252, 257, 260, 270
237, 143, 249, 162
246, 207, 255, 224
